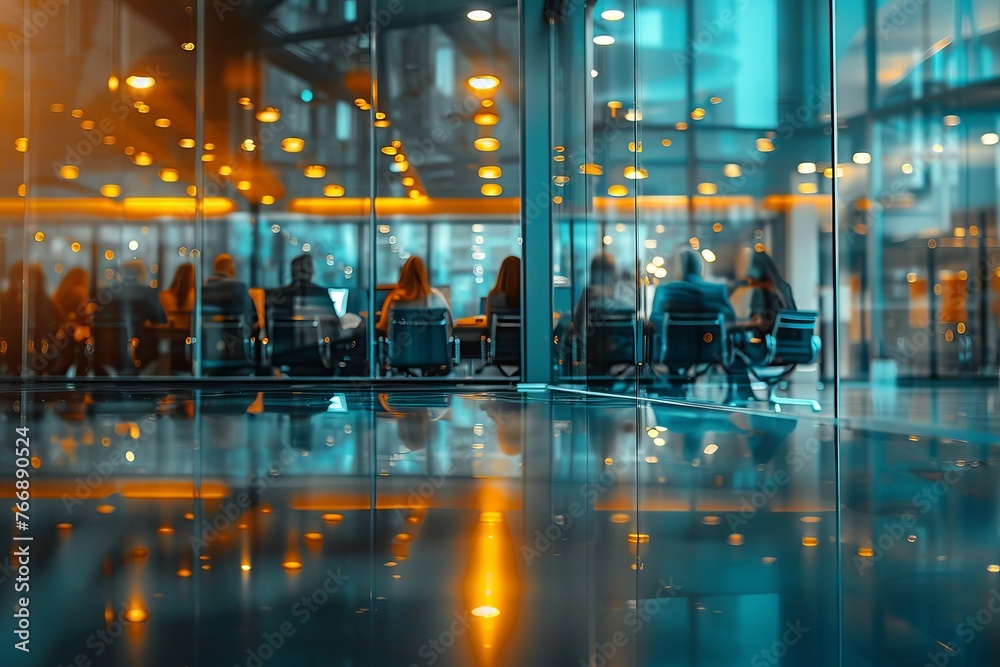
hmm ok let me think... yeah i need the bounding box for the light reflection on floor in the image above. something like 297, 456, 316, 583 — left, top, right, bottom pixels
0, 387, 997, 666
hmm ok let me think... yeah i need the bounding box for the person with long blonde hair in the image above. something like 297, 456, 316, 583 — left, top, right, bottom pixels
160, 262, 196, 329
376, 255, 451, 336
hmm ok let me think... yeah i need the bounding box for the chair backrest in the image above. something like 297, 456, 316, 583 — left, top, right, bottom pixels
771, 310, 820, 365
660, 312, 728, 376
90, 322, 137, 374
267, 316, 326, 370
387, 307, 451, 370
490, 310, 521, 365
586, 308, 635, 371
201, 314, 253, 373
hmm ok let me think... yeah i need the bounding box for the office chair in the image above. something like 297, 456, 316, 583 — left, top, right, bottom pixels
89, 322, 140, 375
201, 309, 255, 376
380, 307, 458, 377
262, 298, 341, 376
655, 312, 733, 391
743, 310, 822, 412
487, 310, 521, 377
584, 308, 637, 377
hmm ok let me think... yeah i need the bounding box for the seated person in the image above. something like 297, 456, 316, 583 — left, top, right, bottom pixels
159, 263, 196, 330
94, 259, 165, 328
375, 255, 452, 338
1, 262, 58, 375
486, 255, 520, 323
268, 254, 338, 320
732, 248, 796, 336
203, 254, 254, 326
92, 259, 165, 370
50, 267, 92, 374
649, 249, 735, 332
571, 253, 634, 345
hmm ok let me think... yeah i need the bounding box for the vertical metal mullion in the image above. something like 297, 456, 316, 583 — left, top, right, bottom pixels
829, 2, 844, 667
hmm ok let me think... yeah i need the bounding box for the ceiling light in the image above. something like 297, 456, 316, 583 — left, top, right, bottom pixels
593, 35, 615, 45
468, 75, 500, 90
481, 183, 502, 196
304, 165, 326, 178
723, 164, 742, 178
59, 165, 79, 179
100, 184, 120, 198
281, 137, 305, 153
158, 169, 179, 182
853, 152, 872, 164
982, 133, 999, 146
478, 166, 501, 179
797, 162, 816, 174
132, 152, 153, 166
697, 182, 718, 195
255, 106, 281, 122
474, 137, 500, 151
125, 75, 155, 89
601, 9, 625, 20
467, 9, 492, 21
14, 137, 28, 152
323, 184, 345, 197
181, 42, 194, 51
579, 163, 603, 175
624, 166, 647, 179
756, 138, 775, 152
401, 177, 414, 186
260, 195, 275, 205
474, 112, 499, 126
608, 184, 628, 197
943, 115, 960, 127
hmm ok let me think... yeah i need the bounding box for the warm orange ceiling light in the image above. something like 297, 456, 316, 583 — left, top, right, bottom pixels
478, 166, 501, 179
579, 163, 603, 175
281, 137, 305, 153
255, 106, 281, 122
474, 137, 500, 152
481, 183, 502, 197
59, 165, 79, 180
154, 118, 171, 128
100, 184, 121, 198
474, 112, 499, 126
624, 166, 647, 180
260, 195, 276, 205
125, 75, 155, 89
14, 137, 28, 152
468, 75, 500, 90
401, 176, 414, 187
179, 138, 195, 149
323, 184, 345, 197
608, 184, 628, 197
304, 165, 326, 178
132, 152, 153, 166
158, 169, 179, 183
381, 146, 397, 155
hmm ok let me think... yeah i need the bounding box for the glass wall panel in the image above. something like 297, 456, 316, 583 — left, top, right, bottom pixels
20, 1, 197, 377
204, 3, 373, 378
836, 0, 1000, 413
553, 0, 834, 415
372, 1, 521, 379
0, 2, 25, 376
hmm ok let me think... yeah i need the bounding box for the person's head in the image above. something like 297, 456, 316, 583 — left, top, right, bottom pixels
590, 253, 617, 286
397, 255, 431, 300
122, 259, 147, 284
291, 254, 314, 282
213, 254, 236, 277
168, 263, 196, 298
493, 256, 521, 306
678, 249, 703, 278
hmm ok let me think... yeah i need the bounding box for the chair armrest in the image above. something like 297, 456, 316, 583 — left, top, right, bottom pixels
809, 335, 821, 364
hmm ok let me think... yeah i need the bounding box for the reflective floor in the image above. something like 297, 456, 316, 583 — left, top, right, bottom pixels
0, 386, 997, 666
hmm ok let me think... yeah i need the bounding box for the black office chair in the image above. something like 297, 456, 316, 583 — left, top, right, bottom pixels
201, 311, 255, 376
584, 308, 637, 377
380, 307, 458, 377
744, 310, 822, 412
655, 313, 733, 389
88, 322, 140, 375
485, 309, 521, 377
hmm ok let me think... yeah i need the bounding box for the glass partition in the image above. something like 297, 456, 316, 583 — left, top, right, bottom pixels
551, 0, 835, 416
2, 0, 523, 381
835, 0, 1000, 407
